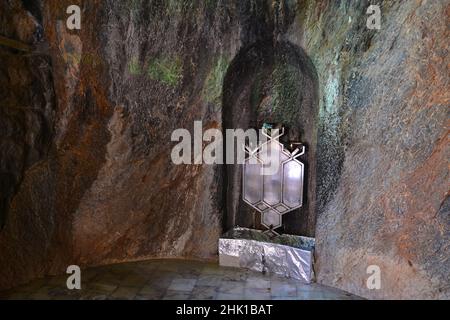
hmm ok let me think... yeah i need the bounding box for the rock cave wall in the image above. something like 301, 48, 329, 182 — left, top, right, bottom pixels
287, 0, 449, 299
0, 0, 448, 299
0, 0, 298, 290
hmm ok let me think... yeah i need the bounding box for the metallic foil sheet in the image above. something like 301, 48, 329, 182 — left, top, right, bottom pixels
219, 237, 314, 283
222, 227, 315, 251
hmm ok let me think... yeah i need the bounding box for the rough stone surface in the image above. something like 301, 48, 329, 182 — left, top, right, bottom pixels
287, 0, 449, 299
0, 0, 67, 290
0, 0, 448, 299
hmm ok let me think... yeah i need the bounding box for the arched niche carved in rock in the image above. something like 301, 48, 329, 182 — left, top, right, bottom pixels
222, 40, 319, 236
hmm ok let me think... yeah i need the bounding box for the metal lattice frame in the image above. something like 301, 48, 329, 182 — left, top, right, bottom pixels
243, 127, 305, 235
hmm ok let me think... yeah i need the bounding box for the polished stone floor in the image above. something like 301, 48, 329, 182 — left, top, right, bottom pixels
0, 259, 361, 300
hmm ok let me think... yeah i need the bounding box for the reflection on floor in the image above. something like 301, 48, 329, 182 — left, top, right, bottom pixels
0, 259, 362, 300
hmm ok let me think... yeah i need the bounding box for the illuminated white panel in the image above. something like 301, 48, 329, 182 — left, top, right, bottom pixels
283, 160, 303, 208
243, 161, 263, 205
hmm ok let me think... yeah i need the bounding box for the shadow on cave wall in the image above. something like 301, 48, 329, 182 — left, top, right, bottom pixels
0, 0, 53, 229
222, 39, 319, 237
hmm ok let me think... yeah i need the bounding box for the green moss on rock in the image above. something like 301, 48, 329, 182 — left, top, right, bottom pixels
248, 57, 304, 129
147, 56, 183, 86
202, 56, 229, 106
128, 57, 142, 75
